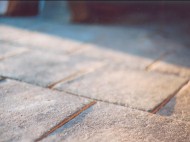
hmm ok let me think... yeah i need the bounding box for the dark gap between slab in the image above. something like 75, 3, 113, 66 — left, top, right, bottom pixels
47, 70, 87, 89
63, 90, 147, 112
150, 79, 189, 114
145, 51, 171, 71
0, 76, 6, 82
34, 101, 96, 142
0, 49, 29, 62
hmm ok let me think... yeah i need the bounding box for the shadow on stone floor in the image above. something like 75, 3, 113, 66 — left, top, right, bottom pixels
158, 97, 176, 117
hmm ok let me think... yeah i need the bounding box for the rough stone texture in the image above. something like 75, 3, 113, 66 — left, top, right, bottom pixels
149, 47, 190, 78
0, 50, 103, 87
74, 44, 155, 69
15, 31, 85, 54
0, 24, 83, 54
43, 102, 190, 142
0, 79, 90, 142
89, 26, 174, 61
158, 81, 190, 122
55, 66, 187, 111
0, 43, 28, 60
0, 18, 103, 54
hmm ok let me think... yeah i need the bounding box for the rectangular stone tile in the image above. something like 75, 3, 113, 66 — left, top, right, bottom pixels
33, 22, 102, 43
0, 17, 101, 43
15, 31, 85, 54
43, 102, 190, 142
0, 79, 90, 142
89, 26, 174, 61
0, 24, 83, 54
158, 81, 190, 122
0, 43, 28, 60
55, 66, 187, 111
74, 44, 156, 69
0, 50, 104, 87
149, 47, 190, 78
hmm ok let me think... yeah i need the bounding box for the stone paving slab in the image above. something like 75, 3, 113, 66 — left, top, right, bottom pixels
55, 66, 187, 111
0, 50, 104, 87
0, 43, 28, 60
0, 18, 104, 55
149, 47, 190, 78
158, 81, 190, 122
15, 31, 85, 54
74, 44, 156, 69
0, 18, 101, 42
43, 102, 190, 142
0, 25, 29, 42
0, 24, 83, 54
89, 26, 174, 61
0, 79, 90, 142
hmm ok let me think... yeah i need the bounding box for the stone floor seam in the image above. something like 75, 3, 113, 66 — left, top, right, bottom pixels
34, 101, 97, 142
151, 79, 190, 114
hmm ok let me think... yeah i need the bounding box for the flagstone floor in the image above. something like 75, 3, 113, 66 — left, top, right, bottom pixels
0, 17, 190, 142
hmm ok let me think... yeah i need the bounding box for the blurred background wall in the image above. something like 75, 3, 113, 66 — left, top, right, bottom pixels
0, 1, 190, 24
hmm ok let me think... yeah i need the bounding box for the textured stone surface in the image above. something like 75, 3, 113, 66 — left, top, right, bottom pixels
74, 44, 155, 69
15, 31, 85, 54
55, 66, 187, 111
158, 81, 190, 122
0, 24, 83, 54
0, 43, 28, 60
89, 26, 174, 61
0, 50, 103, 87
150, 47, 190, 78
43, 102, 190, 142
0, 79, 90, 142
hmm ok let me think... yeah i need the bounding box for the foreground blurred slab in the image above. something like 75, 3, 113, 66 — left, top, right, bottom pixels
0, 43, 28, 60
0, 79, 90, 142
55, 66, 187, 111
43, 102, 190, 142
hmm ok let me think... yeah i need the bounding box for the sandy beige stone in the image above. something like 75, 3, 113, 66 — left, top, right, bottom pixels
43, 102, 190, 142
0, 79, 90, 142
0, 50, 103, 87
150, 48, 190, 78
55, 66, 187, 111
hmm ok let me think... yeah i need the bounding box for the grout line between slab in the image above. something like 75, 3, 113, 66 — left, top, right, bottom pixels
0, 49, 29, 62
151, 79, 190, 114
48, 63, 106, 89
62, 90, 147, 112
47, 70, 87, 89
66, 42, 88, 55
145, 51, 171, 71
34, 101, 96, 142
